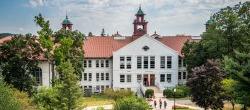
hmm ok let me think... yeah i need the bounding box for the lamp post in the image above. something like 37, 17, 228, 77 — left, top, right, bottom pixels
174, 88, 176, 110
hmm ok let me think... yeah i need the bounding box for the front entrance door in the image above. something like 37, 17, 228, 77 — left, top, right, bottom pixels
143, 75, 148, 86
150, 74, 155, 86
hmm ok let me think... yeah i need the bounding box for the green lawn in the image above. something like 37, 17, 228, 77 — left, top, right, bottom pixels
80, 95, 115, 107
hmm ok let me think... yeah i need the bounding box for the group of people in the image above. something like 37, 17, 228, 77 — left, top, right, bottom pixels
153, 98, 167, 109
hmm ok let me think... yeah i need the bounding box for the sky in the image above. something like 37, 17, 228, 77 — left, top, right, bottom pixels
0, 0, 249, 36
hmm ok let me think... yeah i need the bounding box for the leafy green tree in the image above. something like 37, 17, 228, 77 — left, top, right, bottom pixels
114, 97, 150, 110
223, 51, 250, 110
55, 61, 82, 110
34, 14, 84, 110
222, 78, 238, 110
187, 60, 225, 110
0, 35, 43, 94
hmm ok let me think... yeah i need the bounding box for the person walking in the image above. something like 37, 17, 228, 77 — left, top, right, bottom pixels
154, 100, 157, 108
159, 99, 162, 109
164, 100, 167, 109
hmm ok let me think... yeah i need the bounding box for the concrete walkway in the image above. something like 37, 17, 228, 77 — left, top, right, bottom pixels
83, 104, 113, 110
147, 87, 202, 110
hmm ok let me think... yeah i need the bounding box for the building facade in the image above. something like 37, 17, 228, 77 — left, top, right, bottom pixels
0, 7, 200, 94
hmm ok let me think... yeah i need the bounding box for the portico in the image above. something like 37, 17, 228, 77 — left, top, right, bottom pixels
143, 74, 155, 86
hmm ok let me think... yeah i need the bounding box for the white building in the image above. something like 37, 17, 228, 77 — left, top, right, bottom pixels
0, 7, 200, 94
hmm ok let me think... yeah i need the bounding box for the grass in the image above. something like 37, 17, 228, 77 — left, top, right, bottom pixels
80, 95, 115, 107
223, 102, 243, 110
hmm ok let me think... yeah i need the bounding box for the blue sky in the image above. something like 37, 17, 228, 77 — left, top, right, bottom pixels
0, 0, 248, 36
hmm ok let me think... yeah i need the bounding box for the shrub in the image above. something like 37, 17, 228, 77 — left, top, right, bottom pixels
163, 89, 173, 98
12, 88, 37, 110
0, 82, 21, 110
114, 97, 150, 110
163, 85, 190, 98
145, 89, 154, 98
103, 88, 133, 100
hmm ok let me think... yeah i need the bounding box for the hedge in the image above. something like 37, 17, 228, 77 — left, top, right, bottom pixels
163, 85, 190, 98
145, 89, 154, 98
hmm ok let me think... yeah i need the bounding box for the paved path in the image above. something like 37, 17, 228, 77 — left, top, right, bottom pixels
148, 87, 202, 110
83, 104, 113, 110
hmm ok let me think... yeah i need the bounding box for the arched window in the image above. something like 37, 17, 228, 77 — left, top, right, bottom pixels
33, 68, 42, 85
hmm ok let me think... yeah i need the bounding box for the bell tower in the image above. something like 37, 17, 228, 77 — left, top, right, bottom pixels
133, 6, 148, 37
62, 14, 73, 30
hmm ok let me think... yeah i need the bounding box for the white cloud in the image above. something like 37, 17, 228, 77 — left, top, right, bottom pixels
29, 0, 249, 36
29, 0, 45, 7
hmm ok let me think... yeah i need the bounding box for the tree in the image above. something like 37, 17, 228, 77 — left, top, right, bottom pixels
222, 78, 238, 110
187, 60, 225, 110
55, 61, 82, 110
0, 35, 43, 94
34, 14, 84, 83
114, 97, 150, 110
34, 14, 56, 85
34, 14, 84, 110
223, 51, 250, 110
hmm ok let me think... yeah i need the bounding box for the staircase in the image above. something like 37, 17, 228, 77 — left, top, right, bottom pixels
146, 86, 164, 98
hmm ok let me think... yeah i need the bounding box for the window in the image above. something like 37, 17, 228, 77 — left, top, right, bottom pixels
105, 60, 109, 68
120, 57, 125, 69
96, 73, 99, 81
89, 73, 92, 81
83, 73, 87, 81
106, 73, 109, 80
167, 74, 172, 82
126, 57, 131, 69
106, 85, 109, 89
183, 59, 187, 67
33, 68, 42, 85
160, 74, 165, 82
143, 56, 148, 69
101, 60, 104, 67
167, 56, 172, 68
101, 85, 104, 93
88, 60, 92, 68
127, 75, 131, 82
89, 86, 92, 91
120, 75, 125, 82
79, 73, 82, 81
178, 58, 182, 67
127, 88, 131, 91
101, 73, 104, 81
137, 74, 142, 82
96, 60, 99, 68
160, 56, 165, 69
150, 56, 155, 69
83, 60, 87, 68
183, 72, 187, 79
137, 56, 142, 69
178, 72, 182, 80
96, 85, 100, 92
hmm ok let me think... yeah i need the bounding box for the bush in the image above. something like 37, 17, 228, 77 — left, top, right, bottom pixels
163, 85, 190, 98
103, 88, 134, 100
145, 89, 154, 98
163, 89, 173, 98
0, 82, 21, 110
12, 88, 37, 110
114, 97, 150, 110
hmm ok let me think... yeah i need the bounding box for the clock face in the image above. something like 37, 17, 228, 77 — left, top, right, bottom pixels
137, 25, 143, 29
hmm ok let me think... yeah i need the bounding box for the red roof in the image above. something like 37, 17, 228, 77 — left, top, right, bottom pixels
83, 35, 191, 58
0, 36, 12, 45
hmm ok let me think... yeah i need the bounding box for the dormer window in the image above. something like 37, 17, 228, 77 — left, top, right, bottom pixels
142, 46, 149, 51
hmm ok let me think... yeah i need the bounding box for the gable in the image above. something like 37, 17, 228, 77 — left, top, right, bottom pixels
113, 34, 178, 56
